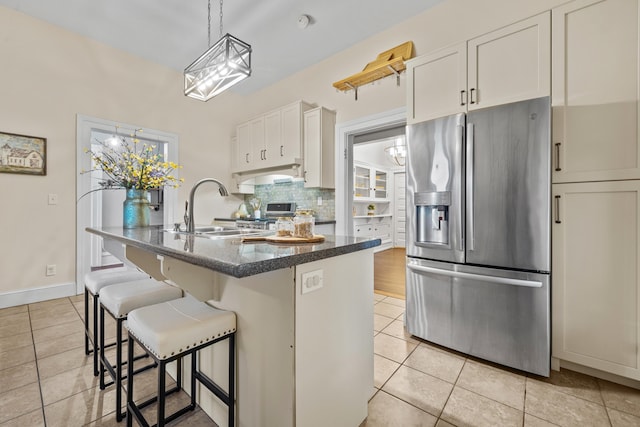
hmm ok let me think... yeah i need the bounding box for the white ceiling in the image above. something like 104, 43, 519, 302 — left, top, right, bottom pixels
0, 0, 443, 95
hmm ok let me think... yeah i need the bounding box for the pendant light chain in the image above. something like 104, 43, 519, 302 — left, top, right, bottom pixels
207, 0, 211, 47
219, 0, 224, 39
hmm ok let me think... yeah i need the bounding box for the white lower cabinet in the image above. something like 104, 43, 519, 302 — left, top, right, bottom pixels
354, 215, 392, 252
552, 180, 640, 380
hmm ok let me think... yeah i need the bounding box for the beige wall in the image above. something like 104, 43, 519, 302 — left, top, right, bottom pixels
0, 0, 566, 300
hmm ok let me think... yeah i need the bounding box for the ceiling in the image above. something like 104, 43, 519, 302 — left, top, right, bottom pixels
0, 0, 443, 95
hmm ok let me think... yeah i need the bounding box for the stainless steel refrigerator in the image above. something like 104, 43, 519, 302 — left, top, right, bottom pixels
405, 97, 551, 376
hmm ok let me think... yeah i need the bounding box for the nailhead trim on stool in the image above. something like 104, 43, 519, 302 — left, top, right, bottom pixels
98, 279, 183, 422
126, 296, 236, 427
83, 267, 149, 376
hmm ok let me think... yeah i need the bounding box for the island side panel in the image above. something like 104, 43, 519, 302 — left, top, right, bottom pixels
199, 267, 296, 427
295, 248, 375, 427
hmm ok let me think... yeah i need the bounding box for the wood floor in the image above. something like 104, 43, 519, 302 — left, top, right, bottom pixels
374, 247, 406, 299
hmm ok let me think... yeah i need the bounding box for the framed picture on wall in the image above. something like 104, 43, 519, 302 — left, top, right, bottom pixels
0, 131, 46, 176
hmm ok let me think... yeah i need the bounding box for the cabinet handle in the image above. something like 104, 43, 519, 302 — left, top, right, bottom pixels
245, 153, 249, 163
460, 90, 466, 106
554, 143, 562, 172
263, 149, 267, 160
303, 170, 307, 183
280, 145, 284, 156
470, 88, 476, 104
554, 195, 561, 224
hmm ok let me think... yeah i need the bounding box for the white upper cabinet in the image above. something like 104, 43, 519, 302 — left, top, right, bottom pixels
407, 43, 467, 124
407, 12, 550, 124
303, 107, 336, 188
552, 0, 640, 183
233, 101, 313, 173
263, 110, 282, 168
281, 102, 311, 165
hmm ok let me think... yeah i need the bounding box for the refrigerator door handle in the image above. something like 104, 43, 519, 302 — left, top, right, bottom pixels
466, 122, 475, 251
407, 262, 543, 288
457, 124, 465, 251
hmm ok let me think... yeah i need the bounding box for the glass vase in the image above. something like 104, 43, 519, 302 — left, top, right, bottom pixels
123, 189, 150, 228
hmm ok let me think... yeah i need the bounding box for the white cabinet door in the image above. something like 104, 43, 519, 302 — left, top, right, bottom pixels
281, 102, 313, 165
408, 13, 550, 124
394, 172, 406, 248
552, 0, 640, 183
264, 110, 281, 168
236, 122, 252, 171
250, 116, 266, 168
552, 180, 640, 380
407, 43, 466, 124
468, 12, 550, 110
303, 107, 336, 188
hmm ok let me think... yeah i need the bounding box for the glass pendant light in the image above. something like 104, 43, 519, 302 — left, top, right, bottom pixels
184, 0, 252, 101
384, 136, 407, 166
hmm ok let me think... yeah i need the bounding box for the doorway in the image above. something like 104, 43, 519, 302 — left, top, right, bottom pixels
75, 115, 180, 294
335, 108, 407, 298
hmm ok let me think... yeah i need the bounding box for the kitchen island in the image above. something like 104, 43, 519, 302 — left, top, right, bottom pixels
86, 225, 380, 427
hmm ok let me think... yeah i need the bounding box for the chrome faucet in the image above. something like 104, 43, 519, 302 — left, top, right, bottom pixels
185, 178, 229, 232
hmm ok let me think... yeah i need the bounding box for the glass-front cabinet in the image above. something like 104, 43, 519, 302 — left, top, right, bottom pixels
354, 165, 371, 198
354, 163, 388, 200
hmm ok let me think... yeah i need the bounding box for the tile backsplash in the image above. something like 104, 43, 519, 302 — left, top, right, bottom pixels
244, 181, 335, 219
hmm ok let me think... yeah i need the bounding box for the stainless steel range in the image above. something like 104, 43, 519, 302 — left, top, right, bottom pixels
235, 202, 296, 230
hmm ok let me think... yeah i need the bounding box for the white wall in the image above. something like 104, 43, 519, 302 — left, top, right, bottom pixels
0, 0, 567, 302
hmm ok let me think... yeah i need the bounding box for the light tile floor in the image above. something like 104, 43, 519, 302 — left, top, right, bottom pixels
367, 293, 640, 427
2, 293, 640, 426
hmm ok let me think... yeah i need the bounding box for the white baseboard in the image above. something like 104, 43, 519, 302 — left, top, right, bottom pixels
0, 282, 78, 309
558, 359, 640, 390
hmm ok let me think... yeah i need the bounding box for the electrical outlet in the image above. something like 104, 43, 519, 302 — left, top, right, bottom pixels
48, 193, 58, 205
301, 269, 323, 294
46, 264, 57, 276
317, 196, 323, 206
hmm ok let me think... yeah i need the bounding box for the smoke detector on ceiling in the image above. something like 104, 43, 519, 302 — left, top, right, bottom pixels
298, 14, 310, 29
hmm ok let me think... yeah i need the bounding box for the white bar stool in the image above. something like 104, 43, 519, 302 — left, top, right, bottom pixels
99, 279, 183, 422
125, 296, 236, 427
84, 267, 150, 376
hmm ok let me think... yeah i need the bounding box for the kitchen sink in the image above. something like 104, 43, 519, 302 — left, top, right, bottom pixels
165, 225, 268, 239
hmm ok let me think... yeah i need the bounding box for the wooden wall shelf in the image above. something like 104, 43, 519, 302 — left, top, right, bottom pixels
333, 41, 414, 100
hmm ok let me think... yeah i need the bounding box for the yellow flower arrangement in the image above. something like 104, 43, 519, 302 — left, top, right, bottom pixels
84, 129, 183, 192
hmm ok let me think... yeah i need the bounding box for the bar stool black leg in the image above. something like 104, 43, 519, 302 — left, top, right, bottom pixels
115, 317, 124, 422
126, 334, 134, 427
158, 360, 166, 427
93, 292, 100, 376
84, 289, 90, 356
229, 333, 235, 427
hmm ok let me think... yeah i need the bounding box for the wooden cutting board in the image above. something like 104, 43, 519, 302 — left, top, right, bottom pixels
242, 234, 325, 244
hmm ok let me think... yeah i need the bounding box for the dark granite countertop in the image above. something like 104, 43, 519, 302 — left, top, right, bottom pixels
87, 225, 379, 279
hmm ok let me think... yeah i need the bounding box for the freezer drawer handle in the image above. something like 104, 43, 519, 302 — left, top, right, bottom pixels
407, 263, 543, 288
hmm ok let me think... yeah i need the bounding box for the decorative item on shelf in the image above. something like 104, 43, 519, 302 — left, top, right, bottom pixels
367, 204, 376, 216
332, 41, 414, 100
384, 136, 407, 166
184, 0, 252, 101
81, 128, 183, 228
